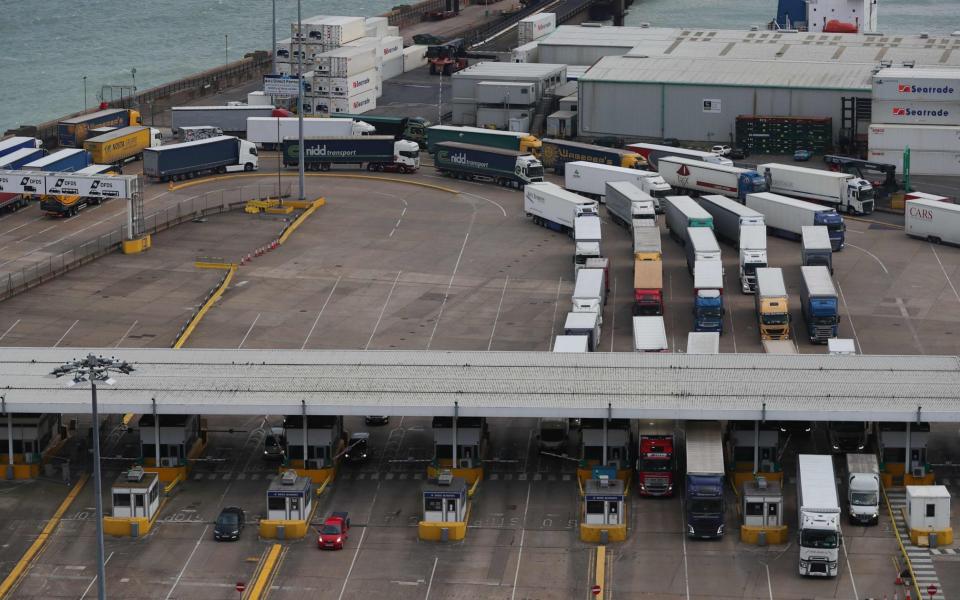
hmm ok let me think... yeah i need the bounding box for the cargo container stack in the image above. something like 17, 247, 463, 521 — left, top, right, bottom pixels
735, 116, 832, 155
868, 67, 960, 175
518, 13, 557, 45
451, 62, 566, 129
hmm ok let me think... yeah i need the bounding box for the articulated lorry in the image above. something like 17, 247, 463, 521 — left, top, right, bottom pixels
83, 126, 162, 165
564, 311, 600, 351
626, 142, 734, 170
434, 141, 543, 188
664, 195, 712, 244
799, 266, 839, 344
58, 108, 142, 147
905, 197, 960, 247
685, 421, 726, 539
574, 209, 602, 271
541, 138, 647, 174
637, 422, 676, 497
24, 149, 92, 172
801, 226, 833, 273
685, 227, 721, 275
426, 125, 540, 155
738, 225, 768, 294
572, 268, 606, 323
695, 195, 764, 245
523, 182, 597, 234
40, 164, 115, 217
605, 181, 656, 228
633, 258, 663, 316
658, 156, 768, 201
632, 220, 662, 261
746, 192, 845, 251
797, 454, 841, 577
633, 316, 668, 352
0, 137, 42, 159
170, 105, 275, 136
754, 267, 790, 341
563, 161, 667, 209
247, 117, 375, 149
693, 260, 724, 334
144, 136, 259, 181
758, 163, 874, 215
332, 114, 430, 144
282, 136, 420, 172
845, 454, 880, 526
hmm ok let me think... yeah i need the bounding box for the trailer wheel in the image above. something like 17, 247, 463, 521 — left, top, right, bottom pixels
366, 163, 374, 171
430, 63, 437, 75
929, 236, 942, 245
321, 163, 331, 172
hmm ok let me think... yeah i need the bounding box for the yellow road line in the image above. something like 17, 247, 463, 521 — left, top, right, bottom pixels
595, 545, 606, 598
246, 543, 282, 600
277, 198, 325, 246
166, 172, 459, 195
173, 265, 237, 349
881, 484, 923, 600
0, 473, 90, 599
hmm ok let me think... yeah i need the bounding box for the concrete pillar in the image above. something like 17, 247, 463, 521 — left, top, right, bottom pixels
301, 400, 308, 469
602, 417, 608, 467
753, 420, 760, 475
452, 403, 458, 469
153, 399, 160, 467
905, 421, 912, 475
7, 412, 13, 466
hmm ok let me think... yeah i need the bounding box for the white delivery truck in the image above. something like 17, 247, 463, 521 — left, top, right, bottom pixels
905, 196, 960, 246
633, 316, 668, 352
246, 117, 375, 149
738, 225, 768, 294
524, 182, 597, 234
758, 163, 874, 216
564, 312, 600, 351
605, 181, 656, 228
797, 454, 841, 577
553, 335, 589, 353
574, 210, 602, 271
695, 194, 764, 245
563, 161, 668, 210
685, 227, 721, 274
658, 156, 768, 201
845, 454, 880, 526
686, 332, 720, 354
572, 268, 606, 323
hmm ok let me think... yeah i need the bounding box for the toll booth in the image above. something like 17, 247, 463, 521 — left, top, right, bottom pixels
261, 470, 314, 540
283, 415, 344, 470
725, 421, 782, 487
1, 413, 60, 479
579, 418, 632, 484
905, 485, 953, 547
432, 417, 487, 469
419, 472, 469, 541
739, 477, 788, 545
138, 414, 202, 468
580, 476, 627, 542
876, 422, 934, 486
104, 466, 161, 537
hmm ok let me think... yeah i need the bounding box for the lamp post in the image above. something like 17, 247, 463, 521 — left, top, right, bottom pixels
272, 0, 277, 76
51, 355, 135, 600
297, 0, 305, 201
131, 68, 137, 105
225, 34, 229, 67
83, 76, 87, 112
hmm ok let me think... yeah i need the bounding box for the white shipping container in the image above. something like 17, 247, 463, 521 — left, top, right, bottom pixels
872, 68, 960, 102
274, 37, 292, 61
512, 41, 540, 63
380, 54, 404, 80
247, 91, 273, 106
518, 13, 556, 44
632, 316, 668, 352
867, 149, 960, 176
871, 100, 960, 126
316, 46, 377, 77
868, 123, 960, 152
379, 36, 404, 62
315, 68, 379, 97
364, 16, 389, 39
312, 89, 378, 115
905, 198, 960, 245
321, 16, 365, 46
386, 25, 400, 38
403, 45, 428, 72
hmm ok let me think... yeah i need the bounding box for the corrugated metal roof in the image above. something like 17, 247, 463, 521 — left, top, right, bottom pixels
580, 55, 872, 91
453, 61, 566, 78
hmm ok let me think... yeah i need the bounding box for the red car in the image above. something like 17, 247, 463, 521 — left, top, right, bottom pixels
317, 512, 350, 550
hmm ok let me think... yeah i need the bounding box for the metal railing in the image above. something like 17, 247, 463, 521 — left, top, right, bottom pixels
0, 182, 291, 302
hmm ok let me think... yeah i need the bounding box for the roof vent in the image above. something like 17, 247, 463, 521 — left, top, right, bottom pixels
280, 469, 298, 485
640, 22, 650, 28
750, 25, 759, 31
919, 32, 929, 39
437, 469, 453, 486
126, 466, 145, 482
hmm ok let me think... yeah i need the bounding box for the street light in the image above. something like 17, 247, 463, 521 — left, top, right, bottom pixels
83, 76, 87, 112
297, 0, 305, 201
131, 67, 137, 104
51, 355, 135, 600
225, 34, 229, 67
272, 0, 277, 76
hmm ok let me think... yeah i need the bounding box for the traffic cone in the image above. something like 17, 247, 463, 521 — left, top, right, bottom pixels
905, 591, 911, 600
896, 573, 904, 586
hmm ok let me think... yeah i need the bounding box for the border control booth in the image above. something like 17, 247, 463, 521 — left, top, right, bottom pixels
104, 466, 161, 537
581, 474, 627, 543
726, 421, 783, 487
430, 417, 486, 484
260, 470, 314, 540
283, 415, 344, 484
139, 414, 204, 482
419, 471, 469, 542
739, 477, 787, 545
877, 422, 935, 486
1, 413, 60, 480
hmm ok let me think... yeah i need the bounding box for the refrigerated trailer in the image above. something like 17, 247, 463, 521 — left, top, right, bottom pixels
664, 195, 712, 244
905, 197, 960, 246
562, 161, 666, 208
797, 455, 841, 577
658, 156, 767, 201
605, 181, 656, 227
524, 182, 597, 233
746, 192, 845, 251
695, 195, 764, 245
758, 163, 874, 215
247, 117, 374, 149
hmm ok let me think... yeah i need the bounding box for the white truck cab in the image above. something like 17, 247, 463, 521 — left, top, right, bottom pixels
845, 453, 880, 525
394, 140, 421, 170
232, 139, 259, 172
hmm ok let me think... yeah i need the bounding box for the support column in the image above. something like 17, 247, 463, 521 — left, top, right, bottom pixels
6, 404, 13, 480
452, 402, 458, 469
753, 420, 760, 475
301, 400, 308, 469
152, 398, 160, 467
905, 421, 912, 476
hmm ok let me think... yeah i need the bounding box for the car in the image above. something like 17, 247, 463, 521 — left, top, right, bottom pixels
729, 147, 749, 160
364, 416, 390, 425
777, 421, 814, 435
317, 512, 350, 550
263, 426, 286, 461
711, 145, 732, 156
344, 432, 369, 462
214, 507, 245, 541
662, 138, 680, 147
794, 149, 813, 161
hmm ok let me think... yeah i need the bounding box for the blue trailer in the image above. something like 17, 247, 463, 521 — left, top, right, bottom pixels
799, 266, 840, 343
685, 421, 726, 539
58, 108, 141, 148
281, 136, 420, 173
23, 149, 92, 172
0, 147, 46, 170
434, 141, 543, 189
0, 137, 42, 159
143, 136, 259, 181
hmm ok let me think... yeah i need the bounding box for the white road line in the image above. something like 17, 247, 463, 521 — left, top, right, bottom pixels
668, 273, 676, 352
366, 271, 402, 350
846, 243, 889, 275
337, 525, 368, 600
680, 499, 690, 600
164, 525, 209, 600
487, 276, 510, 351
548, 276, 563, 350
424, 556, 438, 600
834, 280, 863, 354
764, 563, 773, 600
460, 192, 508, 218
301, 275, 341, 350
426, 212, 476, 349
509, 483, 532, 600
54, 320, 79, 347
0, 215, 44, 237
237, 313, 261, 349
14, 224, 57, 243
115, 320, 138, 348
79, 551, 114, 600
930, 244, 960, 306
895, 297, 926, 355
0, 319, 20, 342
608, 277, 617, 352
726, 269, 737, 353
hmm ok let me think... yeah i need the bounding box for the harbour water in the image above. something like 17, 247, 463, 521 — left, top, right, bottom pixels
0, 0, 954, 133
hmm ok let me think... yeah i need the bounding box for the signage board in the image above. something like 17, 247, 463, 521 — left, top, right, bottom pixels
0, 170, 135, 198
264, 74, 302, 97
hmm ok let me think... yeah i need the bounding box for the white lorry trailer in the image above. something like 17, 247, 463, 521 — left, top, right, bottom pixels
564, 311, 600, 351
563, 161, 669, 210
246, 117, 375, 149
758, 163, 874, 215
695, 194, 764, 245
523, 182, 597, 234
801, 226, 833, 273
574, 209, 602, 271
746, 192, 845, 251
905, 196, 960, 246
738, 225, 768, 294
685, 227, 721, 274
658, 156, 768, 201
632, 316, 668, 352
845, 454, 880, 526
633, 220, 663, 261
686, 331, 720, 354
572, 268, 606, 323
553, 335, 588, 353
797, 454, 841, 577
605, 181, 656, 228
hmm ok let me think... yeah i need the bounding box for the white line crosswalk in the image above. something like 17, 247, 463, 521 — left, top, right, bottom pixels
887, 488, 946, 600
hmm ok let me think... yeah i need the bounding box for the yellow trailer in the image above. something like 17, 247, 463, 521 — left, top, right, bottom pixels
83, 126, 161, 165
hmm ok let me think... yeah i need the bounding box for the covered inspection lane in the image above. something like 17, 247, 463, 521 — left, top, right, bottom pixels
1, 348, 959, 422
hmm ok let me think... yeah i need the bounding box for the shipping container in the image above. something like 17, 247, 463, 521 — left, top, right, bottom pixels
403, 45, 428, 72
0, 147, 45, 169
512, 41, 540, 63
58, 108, 142, 148
871, 100, 960, 126
0, 136, 42, 159
872, 68, 960, 102
83, 126, 162, 165
867, 149, 960, 176
171, 105, 275, 135
314, 69, 379, 98
518, 13, 556, 44
316, 46, 377, 78
311, 90, 378, 115
378, 36, 404, 62
868, 123, 960, 152
905, 197, 960, 246
23, 148, 91, 172
364, 16, 388, 39
380, 55, 404, 81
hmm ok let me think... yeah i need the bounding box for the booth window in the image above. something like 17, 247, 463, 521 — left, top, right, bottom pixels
425, 498, 443, 512
768, 503, 778, 517
586, 500, 604, 514
926, 503, 936, 518
268, 496, 286, 511
746, 502, 764, 517
447, 499, 457, 513
113, 493, 130, 507
135, 495, 145, 508
149, 484, 159, 504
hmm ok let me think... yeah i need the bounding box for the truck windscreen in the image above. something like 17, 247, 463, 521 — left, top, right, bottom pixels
800, 529, 838, 549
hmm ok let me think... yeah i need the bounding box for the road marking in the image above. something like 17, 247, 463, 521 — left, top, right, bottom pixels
487, 276, 510, 351
302, 275, 342, 349
366, 271, 402, 350
509, 483, 532, 600
834, 280, 863, 354
336, 525, 368, 600
0, 319, 20, 342
427, 211, 476, 349
846, 243, 889, 274
0, 215, 44, 237
840, 524, 859, 600
13, 224, 57, 243
895, 297, 926, 355
608, 276, 617, 352
164, 525, 209, 600
930, 244, 960, 306
459, 192, 508, 218
679, 499, 691, 600
79, 551, 114, 600
53, 320, 79, 347
238, 312, 261, 349
764, 563, 773, 600
115, 320, 138, 348
424, 556, 438, 600
548, 276, 563, 349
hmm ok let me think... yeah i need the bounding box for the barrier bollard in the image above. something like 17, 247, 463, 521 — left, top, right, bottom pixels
277, 524, 285, 540
758, 530, 767, 547
600, 529, 609, 544
440, 527, 449, 542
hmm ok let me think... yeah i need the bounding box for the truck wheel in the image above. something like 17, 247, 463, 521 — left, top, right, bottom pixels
430, 63, 437, 75
244, 163, 254, 172
366, 163, 374, 171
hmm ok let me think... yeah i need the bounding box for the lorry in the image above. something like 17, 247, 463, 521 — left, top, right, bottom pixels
0, 147, 46, 170
633, 258, 663, 316
332, 114, 430, 144
684, 421, 725, 539
762, 340, 797, 354
82, 126, 162, 165
562, 161, 664, 209
40, 164, 115, 217
693, 260, 724, 333
143, 136, 259, 181
553, 335, 589, 353
844, 454, 880, 526
626, 142, 733, 170
605, 182, 656, 228
797, 454, 841, 577
564, 311, 600, 351
523, 182, 597, 233
658, 156, 768, 201
574, 208, 602, 271
686, 332, 720, 354
799, 266, 839, 344
746, 192, 845, 251
758, 162, 874, 215
541, 139, 647, 174
282, 136, 420, 172
685, 227, 721, 274
632, 316, 668, 352
637, 422, 676, 496
426, 125, 541, 155
754, 268, 790, 341
538, 418, 570, 451
738, 225, 768, 294
632, 220, 662, 261
247, 117, 375, 149
664, 195, 713, 244
0, 136, 42, 159
801, 226, 833, 273
695, 195, 764, 246
58, 108, 142, 147
23, 148, 92, 173
170, 105, 275, 136
433, 141, 543, 188
572, 268, 606, 323
905, 196, 960, 247
317, 511, 350, 550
